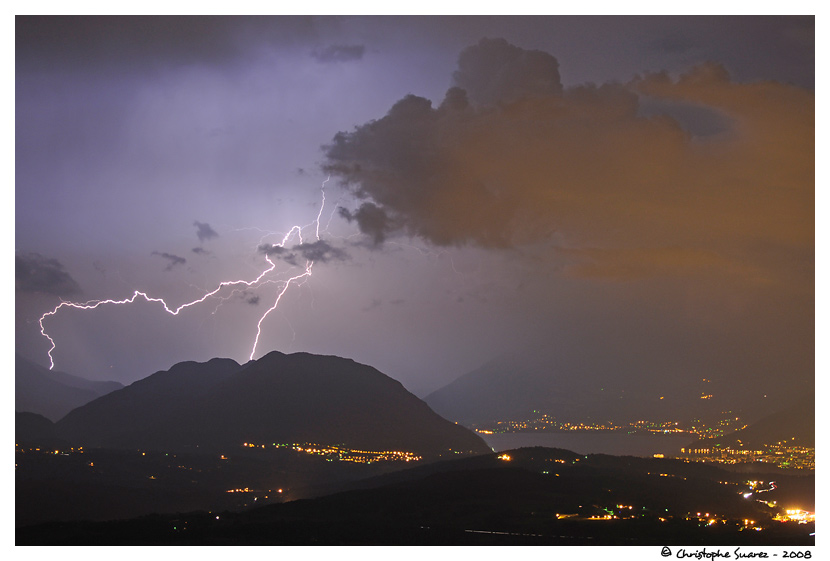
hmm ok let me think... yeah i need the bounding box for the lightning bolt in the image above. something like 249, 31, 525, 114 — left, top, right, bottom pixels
39, 177, 331, 371
249, 260, 314, 360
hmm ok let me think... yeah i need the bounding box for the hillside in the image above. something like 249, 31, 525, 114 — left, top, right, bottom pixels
17, 446, 814, 545
57, 351, 490, 458
424, 353, 776, 425
56, 357, 241, 447
689, 397, 815, 450
16, 355, 123, 421
16, 412, 65, 448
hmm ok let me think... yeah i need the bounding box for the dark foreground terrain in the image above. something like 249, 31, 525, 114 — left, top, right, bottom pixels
17, 447, 814, 546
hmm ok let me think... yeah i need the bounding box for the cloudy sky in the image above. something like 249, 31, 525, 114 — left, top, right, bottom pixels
15, 15, 814, 399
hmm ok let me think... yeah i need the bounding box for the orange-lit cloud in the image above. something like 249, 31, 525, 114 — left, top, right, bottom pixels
324, 39, 813, 288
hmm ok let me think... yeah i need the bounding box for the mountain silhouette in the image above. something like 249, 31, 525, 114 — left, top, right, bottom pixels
424, 352, 782, 425
57, 351, 490, 458
423, 353, 659, 424
16, 355, 123, 421
16, 411, 67, 449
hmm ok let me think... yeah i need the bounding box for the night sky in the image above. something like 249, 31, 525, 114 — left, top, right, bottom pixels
15, 16, 814, 401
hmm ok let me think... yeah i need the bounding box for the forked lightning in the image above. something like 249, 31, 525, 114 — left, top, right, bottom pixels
39, 178, 331, 370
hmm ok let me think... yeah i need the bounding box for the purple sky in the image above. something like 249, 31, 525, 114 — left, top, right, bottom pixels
15, 16, 814, 399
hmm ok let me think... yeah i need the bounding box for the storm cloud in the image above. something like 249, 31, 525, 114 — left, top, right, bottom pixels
453, 37, 563, 106
258, 240, 349, 266
151, 251, 187, 271
338, 203, 393, 246
14, 17, 813, 401
193, 221, 219, 243
15, 252, 82, 296
293, 240, 349, 263
15, 15, 321, 72
257, 243, 288, 257
323, 38, 813, 285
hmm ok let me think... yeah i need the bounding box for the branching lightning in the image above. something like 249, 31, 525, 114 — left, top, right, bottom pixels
39, 177, 332, 370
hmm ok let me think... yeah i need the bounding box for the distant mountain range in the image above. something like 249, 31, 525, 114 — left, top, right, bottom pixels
16, 351, 814, 543
16, 355, 123, 421
424, 353, 799, 427
690, 397, 815, 450
55, 351, 490, 458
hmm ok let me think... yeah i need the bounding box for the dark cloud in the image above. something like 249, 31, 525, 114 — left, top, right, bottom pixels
192, 247, 211, 256
257, 243, 288, 257
312, 44, 365, 63
453, 37, 562, 106
323, 39, 813, 287
15, 252, 82, 296
229, 290, 260, 305
338, 204, 393, 246
439, 86, 470, 112
293, 240, 349, 263
257, 240, 348, 266
151, 251, 186, 271
16, 16, 321, 72
194, 221, 219, 243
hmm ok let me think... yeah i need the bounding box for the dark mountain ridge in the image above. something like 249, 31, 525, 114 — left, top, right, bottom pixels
56, 357, 241, 446
56, 351, 490, 458
16, 354, 123, 421
425, 352, 798, 426
16, 412, 66, 448
689, 396, 815, 450
17, 446, 814, 546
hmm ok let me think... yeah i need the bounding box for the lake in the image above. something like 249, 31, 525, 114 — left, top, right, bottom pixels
478, 431, 693, 458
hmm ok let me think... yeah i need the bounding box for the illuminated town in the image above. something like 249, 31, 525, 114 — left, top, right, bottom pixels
543, 479, 815, 533
472, 412, 814, 470
241, 441, 422, 463
472, 411, 746, 438
16, 440, 814, 541
544, 501, 815, 533
680, 441, 814, 470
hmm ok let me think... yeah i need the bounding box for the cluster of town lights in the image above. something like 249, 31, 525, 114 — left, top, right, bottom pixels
241, 441, 422, 463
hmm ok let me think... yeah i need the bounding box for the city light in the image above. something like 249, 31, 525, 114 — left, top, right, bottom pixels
774, 509, 815, 524
241, 441, 423, 464
471, 412, 813, 470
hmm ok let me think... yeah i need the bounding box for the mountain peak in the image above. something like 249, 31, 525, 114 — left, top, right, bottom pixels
57, 352, 490, 458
